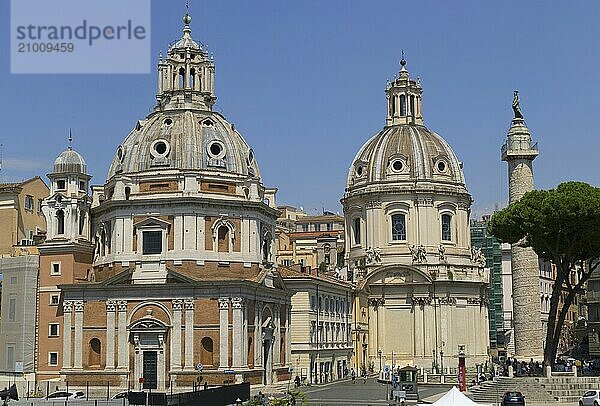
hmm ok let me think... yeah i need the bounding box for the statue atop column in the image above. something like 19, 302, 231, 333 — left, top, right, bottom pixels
512, 90, 524, 119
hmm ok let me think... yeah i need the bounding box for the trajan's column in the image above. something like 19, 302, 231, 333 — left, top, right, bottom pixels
501, 91, 544, 360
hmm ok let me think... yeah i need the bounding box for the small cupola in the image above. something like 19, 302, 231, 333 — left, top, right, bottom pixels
155, 8, 216, 112
385, 54, 423, 126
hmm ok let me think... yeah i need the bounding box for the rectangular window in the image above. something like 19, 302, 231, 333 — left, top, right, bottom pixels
6, 346, 14, 370
314, 223, 321, 232
10, 276, 17, 285
38, 199, 43, 213
56, 179, 66, 190
79, 181, 86, 191
143, 231, 163, 255
50, 294, 60, 305
441, 214, 452, 241
49, 323, 59, 337
51, 262, 61, 276
8, 298, 16, 322
302, 224, 308, 232
353, 218, 361, 245
24, 195, 34, 211
48, 352, 58, 366
391, 214, 407, 241
326, 222, 333, 231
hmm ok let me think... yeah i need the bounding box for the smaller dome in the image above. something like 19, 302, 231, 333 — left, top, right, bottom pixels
170, 27, 201, 50
53, 148, 87, 174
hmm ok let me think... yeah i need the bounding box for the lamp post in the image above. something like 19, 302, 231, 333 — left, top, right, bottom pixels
440, 349, 444, 375
378, 350, 382, 373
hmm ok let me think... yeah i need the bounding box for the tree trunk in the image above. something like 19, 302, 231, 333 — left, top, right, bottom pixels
544, 269, 564, 367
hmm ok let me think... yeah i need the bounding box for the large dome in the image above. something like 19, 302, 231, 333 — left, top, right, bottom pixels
347, 124, 466, 188
107, 110, 260, 181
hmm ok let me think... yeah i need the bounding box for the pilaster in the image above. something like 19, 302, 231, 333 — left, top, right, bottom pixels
62, 301, 73, 369
171, 299, 183, 370
218, 297, 230, 369
73, 300, 84, 369
184, 299, 195, 369
106, 300, 117, 369
117, 300, 128, 368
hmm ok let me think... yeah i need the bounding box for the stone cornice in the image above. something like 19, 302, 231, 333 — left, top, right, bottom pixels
38, 240, 94, 255
91, 195, 279, 219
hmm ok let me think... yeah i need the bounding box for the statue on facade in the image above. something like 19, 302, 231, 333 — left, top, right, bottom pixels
410, 244, 427, 263
438, 244, 447, 262
470, 246, 486, 267
366, 246, 382, 264
512, 90, 523, 119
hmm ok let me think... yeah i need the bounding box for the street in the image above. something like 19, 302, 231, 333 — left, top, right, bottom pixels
302, 378, 450, 405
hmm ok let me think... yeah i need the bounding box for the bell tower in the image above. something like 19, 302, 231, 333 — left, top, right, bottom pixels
43, 132, 92, 242
37, 132, 94, 380
155, 10, 216, 112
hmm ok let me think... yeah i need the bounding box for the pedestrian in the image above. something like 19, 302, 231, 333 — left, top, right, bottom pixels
351, 368, 356, 384
363, 372, 367, 384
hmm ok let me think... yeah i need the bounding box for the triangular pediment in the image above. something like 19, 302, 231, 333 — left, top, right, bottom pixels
100, 267, 198, 286
133, 217, 171, 228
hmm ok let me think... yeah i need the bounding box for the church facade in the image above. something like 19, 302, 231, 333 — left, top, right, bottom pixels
343, 60, 490, 373
36, 12, 292, 389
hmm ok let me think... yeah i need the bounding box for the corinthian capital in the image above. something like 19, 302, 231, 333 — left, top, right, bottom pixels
232, 297, 244, 309
218, 297, 230, 310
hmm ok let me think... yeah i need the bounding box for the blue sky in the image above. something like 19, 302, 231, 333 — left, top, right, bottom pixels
1, 1, 599, 217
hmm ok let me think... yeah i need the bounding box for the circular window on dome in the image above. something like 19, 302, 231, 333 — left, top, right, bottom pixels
207, 141, 225, 159
117, 146, 124, 162
391, 159, 404, 172
150, 139, 170, 158
356, 166, 365, 177
437, 161, 447, 173
163, 118, 173, 127
248, 150, 254, 164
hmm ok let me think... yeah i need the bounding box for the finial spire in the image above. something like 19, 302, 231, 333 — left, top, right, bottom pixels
400, 50, 407, 70
68, 129, 73, 150
183, 0, 192, 26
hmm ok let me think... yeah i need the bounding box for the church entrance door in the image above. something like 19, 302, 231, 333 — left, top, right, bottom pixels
143, 351, 158, 389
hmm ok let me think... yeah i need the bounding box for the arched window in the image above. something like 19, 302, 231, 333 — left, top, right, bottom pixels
390, 96, 396, 116
78, 211, 85, 235
391, 214, 406, 241
217, 226, 229, 253
190, 68, 196, 89
441, 214, 452, 241
200, 337, 214, 366
179, 67, 185, 89
56, 210, 65, 235
88, 338, 101, 367
353, 218, 361, 245
125, 187, 131, 200
247, 337, 253, 366
410, 95, 415, 117
400, 95, 407, 116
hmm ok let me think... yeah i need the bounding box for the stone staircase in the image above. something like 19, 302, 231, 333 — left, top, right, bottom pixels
538, 376, 600, 404
467, 377, 558, 404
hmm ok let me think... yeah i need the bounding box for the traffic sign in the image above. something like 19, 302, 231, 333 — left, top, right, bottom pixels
197, 362, 204, 372
384, 366, 390, 373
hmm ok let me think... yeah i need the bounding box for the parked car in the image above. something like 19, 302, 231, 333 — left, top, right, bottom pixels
501, 391, 525, 406
45, 391, 85, 400
111, 391, 129, 400
111, 390, 146, 401
579, 390, 600, 406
